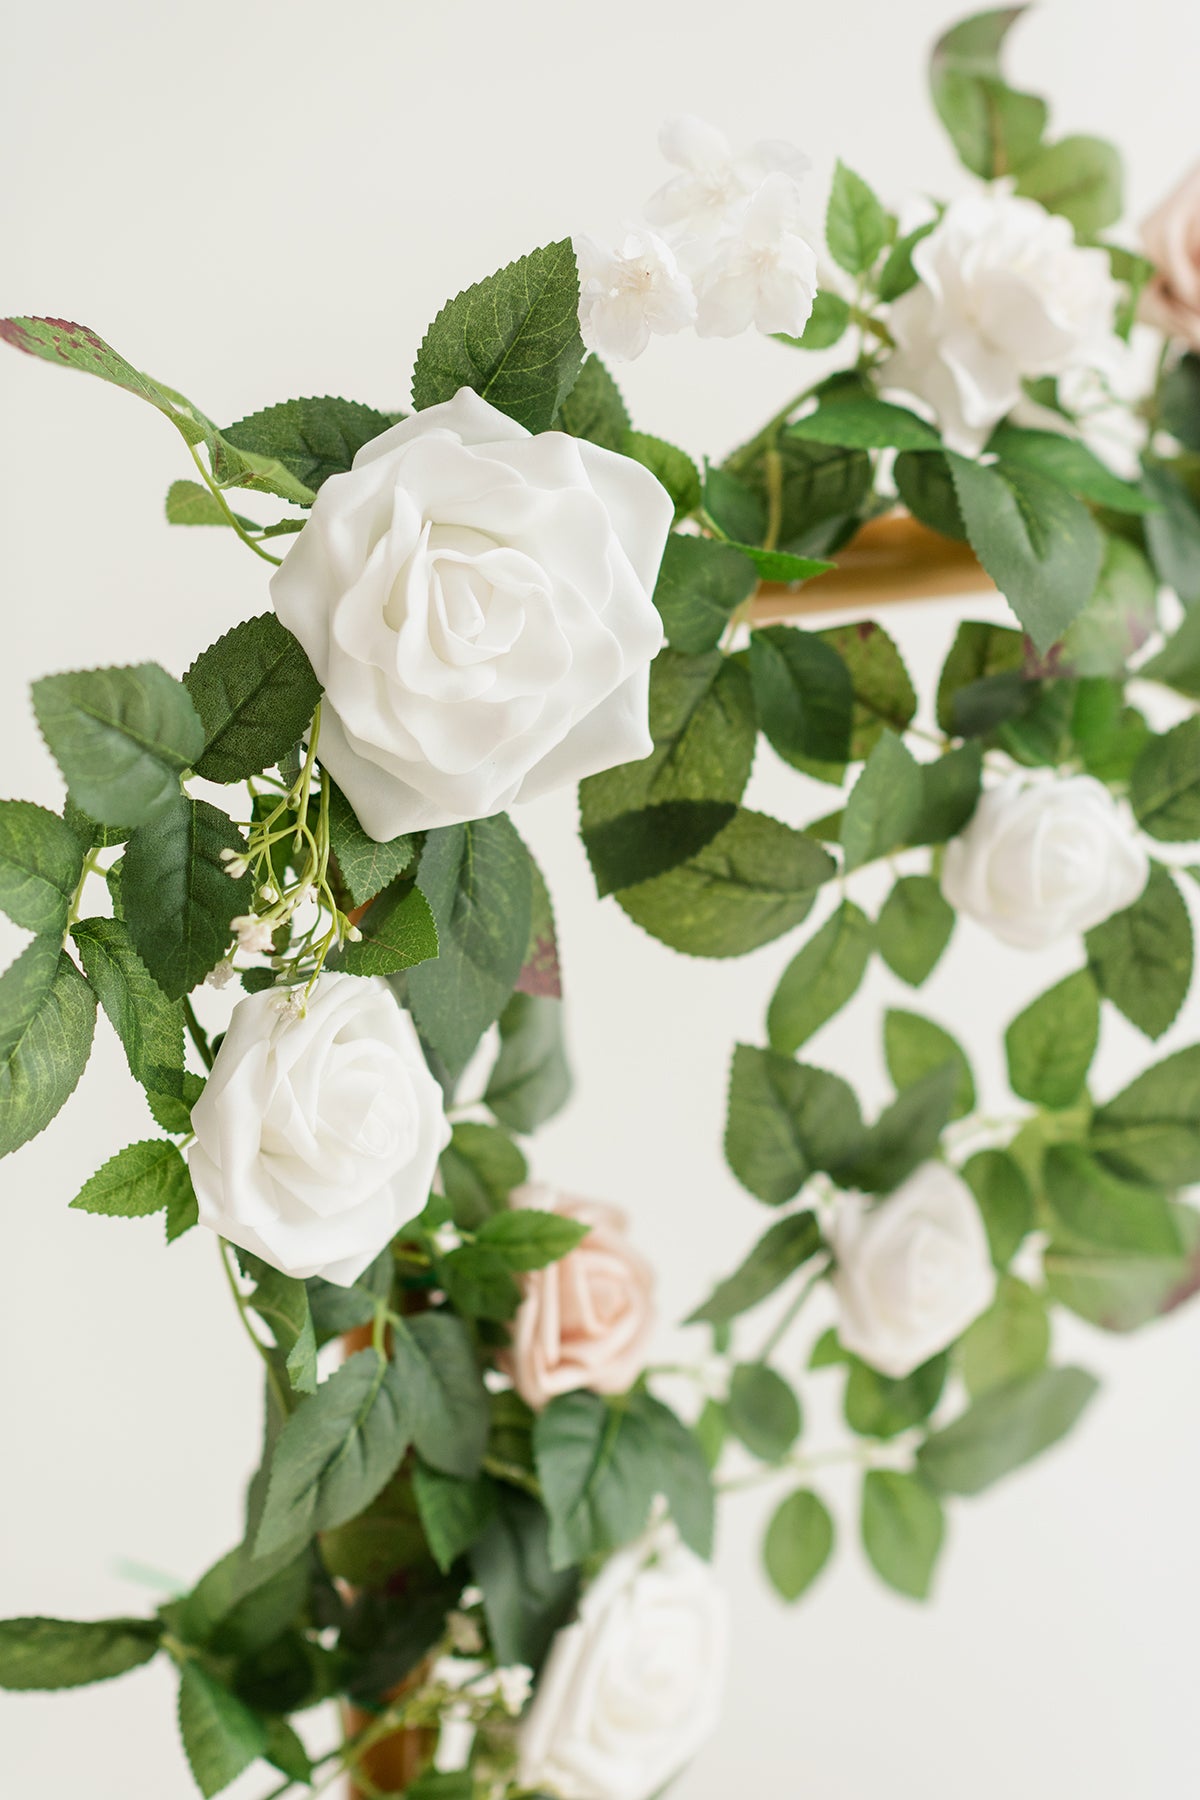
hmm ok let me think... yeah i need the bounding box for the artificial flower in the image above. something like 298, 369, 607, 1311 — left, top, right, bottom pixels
575, 227, 696, 361
645, 114, 810, 241
692, 172, 818, 338
1141, 162, 1200, 350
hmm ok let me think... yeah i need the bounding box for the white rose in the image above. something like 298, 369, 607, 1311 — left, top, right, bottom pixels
519, 1525, 728, 1800
882, 189, 1121, 454
941, 774, 1149, 950
271, 387, 672, 841
830, 1163, 996, 1380
188, 972, 448, 1286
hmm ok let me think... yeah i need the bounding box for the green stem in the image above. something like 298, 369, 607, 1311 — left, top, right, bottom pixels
184, 439, 283, 566
757, 1258, 831, 1363
218, 1240, 289, 1419
183, 996, 215, 1072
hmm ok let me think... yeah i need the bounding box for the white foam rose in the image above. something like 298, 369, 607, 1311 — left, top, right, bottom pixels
519, 1524, 728, 1800
271, 387, 672, 841
188, 973, 448, 1285
941, 774, 1149, 950
882, 189, 1121, 454
831, 1163, 996, 1380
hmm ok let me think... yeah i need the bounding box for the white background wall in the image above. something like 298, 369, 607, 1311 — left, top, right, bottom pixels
3, 1, 1200, 1795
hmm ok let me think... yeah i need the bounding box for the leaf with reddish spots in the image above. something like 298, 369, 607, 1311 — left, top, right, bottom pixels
0, 316, 211, 444
515, 847, 562, 1000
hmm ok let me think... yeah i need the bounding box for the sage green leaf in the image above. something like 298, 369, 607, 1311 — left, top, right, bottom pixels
0, 1615, 161, 1690
33, 663, 204, 829
849, 1062, 961, 1195
817, 620, 917, 762
0, 317, 213, 444
725, 1044, 863, 1204
178, 1662, 268, 1798
876, 875, 955, 987
929, 6, 1048, 180
1044, 1193, 1200, 1332
841, 732, 922, 871
618, 809, 835, 958
411, 240, 584, 432
1004, 969, 1100, 1107
1159, 351, 1200, 452
1014, 134, 1123, 238
635, 1393, 716, 1560
907, 743, 984, 846
763, 1489, 834, 1602
652, 534, 757, 655
534, 1390, 660, 1568
63, 797, 127, 851
884, 1010, 975, 1120
894, 450, 968, 541
554, 353, 629, 451
960, 1276, 1050, 1397
439, 1121, 527, 1228
583, 800, 736, 897
392, 1312, 489, 1479
985, 424, 1153, 513
789, 398, 940, 452
1139, 603, 1200, 700
0, 800, 83, 936
217, 397, 392, 493
470, 1487, 580, 1670
861, 1471, 944, 1600
767, 901, 872, 1053
936, 619, 1026, 734
722, 543, 833, 584
1130, 717, 1200, 842
718, 435, 871, 556
475, 1205, 588, 1271
1043, 1144, 1182, 1259
750, 626, 854, 767
728, 1363, 801, 1460
332, 879, 439, 977
122, 796, 253, 1000
624, 431, 701, 520
877, 220, 939, 303
948, 454, 1105, 652
483, 992, 571, 1134
244, 1261, 318, 1396
326, 782, 415, 910
1141, 462, 1200, 605
1063, 539, 1159, 680
165, 480, 256, 528
263, 1719, 312, 1786
440, 1244, 520, 1322
0, 937, 96, 1157
1087, 864, 1193, 1041
963, 1148, 1035, 1267
781, 289, 851, 349
70, 1137, 195, 1219
687, 1211, 822, 1325
917, 1367, 1099, 1496
183, 614, 320, 784
826, 161, 889, 275
406, 815, 532, 1079
72, 916, 193, 1130
412, 1464, 496, 1574
844, 1354, 947, 1440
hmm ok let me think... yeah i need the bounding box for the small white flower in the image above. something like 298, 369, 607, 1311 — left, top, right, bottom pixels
219, 848, 249, 880
692, 174, 819, 339
646, 114, 810, 241
270, 989, 306, 1020
446, 1610, 484, 1656
574, 227, 696, 362
432, 1220, 463, 1257
492, 1664, 534, 1715
205, 959, 237, 991
293, 883, 318, 910
230, 915, 277, 955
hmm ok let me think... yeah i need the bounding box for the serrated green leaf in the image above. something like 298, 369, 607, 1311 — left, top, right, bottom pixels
884, 1010, 975, 1120
725, 1044, 863, 1204
0, 1615, 161, 1690
439, 1121, 528, 1229
844, 1353, 947, 1440
476, 1205, 588, 1271
0, 317, 211, 443
960, 1275, 1050, 1396
728, 1362, 801, 1460
767, 901, 872, 1054
122, 796, 253, 1000
963, 1148, 1035, 1267
0, 937, 96, 1158
332, 879, 439, 978
1004, 969, 1100, 1107
217, 397, 392, 493
326, 783, 415, 911
470, 1487, 580, 1670
917, 1366, 1098, 1496
244, 1261, 318, 1396
652, 534, 757, 655
789, 398, 941, 452
848, 1063, 960, 1194
908, 743, 984, 846
534, 1390, 659, 1568
687, 1212, 822, 1325
985, 424, 1154, 513
717, 435, 871, 557
764, 1488, 834, 1602
929, 7, 1048, 180
0, 800, 83, 936
165, 481, 257, 529
178, 1662, 268, 1798
876, 875, 955, 986
1131, 717, 1200, 842
750, 625, 854, 767
412, 1464, 496, 1574
826, 161, 890, 275
554, 353, 629, 451
894, 450, 969, 541
582, 800, 737, 897
1014, 134, 1123, 238
70, 1137, 194, 1219
841, 732, 922, 871
779, 289, 851, 349
624, 431, 701, 521
392, 1312, 489, 1479
33, 664, 204, 829
817, 620, 917, 762
484, 992, 571, 1134
183, 614, 321, 784
71, 915, 193, 1130
1142, 462, 1200, 605
861, 1470, 944, 1600
1086, 864, 1192, 1041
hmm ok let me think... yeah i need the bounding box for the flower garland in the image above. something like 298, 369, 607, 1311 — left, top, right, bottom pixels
4, 9, 1200, 1800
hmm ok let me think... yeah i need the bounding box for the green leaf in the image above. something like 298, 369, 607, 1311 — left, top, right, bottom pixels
725, 1045, 863, 1204
884, 1010, 975, 1120
71, 916, 193, 1131
1139, 603, 1200, 700
0, 317, 215, 444
1141, 462, 1200, 605
1063, 538, 1159, 680
475, 1204, 588, 1271
1043, 1144, 1182, 1258
763, 1489, 834, 1602
183, 615, 321, 784
263, 1719, 312, 1786
439, 1121, 528, 1228
440, 1242, 521, 1322
534, 1391, 659, 1568
840, 732, 922, 871
0, 801, 83, 936
877, 219, 939, 303
0, 1615, 161, 1690
178, 1662, 268, 1798
929, 6, 1048, 180
781, 289, 851, 349
583, 800, 737, 897
470, 1486, 580, 1669
861, 1471, 944, 1600
407, 816, 532, 1079
767, 901, 872, 1053
908, 744, 984, 846
849, 1063, 961, 1194
32, 664, 204, 829
1043, 1181, 1199, 1333
876, 875, 955, 986
122, 796, 253, 1000
332, 879, 439, 978
326, 783, 416, 910
1014, 134, 1124, 238
624, 431, 701, 520
0, 937, 96, 1158
723, 543, 834, 584
1086, 864, 1192, 1040
217, 396, 392, 493
412, 1464, 496, 1574
948, 454, 1105, 652
789, 398, 940, 452
1159, 350, 1200, 451
894, 450, 968, 541
844, 1354, 947, 1440
749, 626, 854, 767
165, 479, 256, 528
652, 534, 757, 655
826, 161, 890, 275
392, 1312, 489, 1479
985, 424, 1154, 513
960, 1275, 1050, 1396
411, 239, 584, 432
617, 809, 834, 958
936, 619, 1026, 734
717, 436, 872, 557
727, 1363, 801, 1461
554, 353, 630, 451
1004, 969, 1100, 1108
69, 1137, 194, 1219
687, 1212, 822, 1326
817, 621, 918, 763
637, 1394, 716, 1560
483, 992, 571, 1134
917, 1367, 1099, 1496
244, 1262, 318, 1397
1131, 717, 1200, 842
963, 1147, 1035, 1267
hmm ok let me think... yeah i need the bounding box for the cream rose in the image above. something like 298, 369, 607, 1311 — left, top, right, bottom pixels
830, 1163, 995, 1380
883, 189, 1121, 454
1141, 163, 1200, 350
519, 1524, 728, 1800
270, 387, 671, 841
188, 973, 448, 1285
941, 774, 1149, 951
498, 1185, 655, 1411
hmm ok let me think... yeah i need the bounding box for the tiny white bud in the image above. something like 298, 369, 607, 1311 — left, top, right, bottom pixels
432, 1222, 463, 1257
347, 924, 363, 943
205, 959, 236, 991
259, 883, 278, 903
231, 915, 277, 955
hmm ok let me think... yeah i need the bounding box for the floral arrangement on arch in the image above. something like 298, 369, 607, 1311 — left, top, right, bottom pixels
4, 8, 1200, 1798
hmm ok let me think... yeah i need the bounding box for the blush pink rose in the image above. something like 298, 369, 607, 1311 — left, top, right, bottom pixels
1141, 163, 1200, 350
499, 1184, 656, 1410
